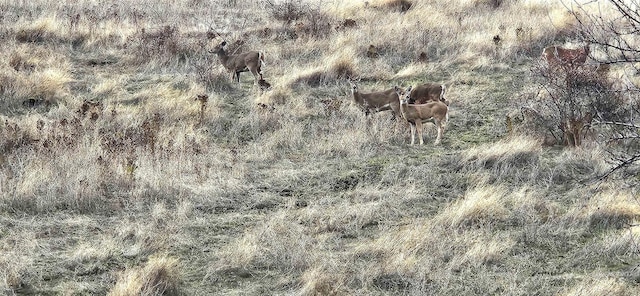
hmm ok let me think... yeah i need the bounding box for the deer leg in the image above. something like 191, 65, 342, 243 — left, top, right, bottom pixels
434, 120, 442, 145
409, 123, 416, 145
250, 69, 260, 86
256, 64, 263, 80
236, 71, 243, 83
248, 64, 264, 86
416, 121, 424, 145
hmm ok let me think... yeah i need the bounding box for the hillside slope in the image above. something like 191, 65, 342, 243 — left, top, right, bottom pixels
1, 0, 638, 295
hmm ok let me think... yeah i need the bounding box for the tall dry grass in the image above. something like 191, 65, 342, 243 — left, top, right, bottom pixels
1, 0, 639, 295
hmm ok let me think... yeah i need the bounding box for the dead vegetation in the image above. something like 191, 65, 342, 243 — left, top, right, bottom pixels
1, 0, 639, 295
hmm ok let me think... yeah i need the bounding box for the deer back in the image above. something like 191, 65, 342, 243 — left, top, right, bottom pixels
350, 81, 398, 109
213, 41, 261, 71
236, 51, 261, 69
542, 45, 589, 67
409, 83, 446, 104
361, 88, 399, 108
401, 101, 448, 123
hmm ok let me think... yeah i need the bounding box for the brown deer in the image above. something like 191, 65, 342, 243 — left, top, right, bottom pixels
394, 86, 449, 145
395, 83, 448, 104
541, 44, 590, 69
211, 40, 265, 85
348, 78, 400, 118
561, 112, 593, 147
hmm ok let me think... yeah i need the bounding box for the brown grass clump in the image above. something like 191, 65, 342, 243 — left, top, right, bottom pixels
299, 266, 346, 296
435, 185, 510, 228
562, 277, 630, 296
463, 136, 541, 169
583, 190, 640, 230
108, 255, 182, 296
290, 50, 358, 87
0, 44, 72, 107
211, 213, 315, 274
15, 16, 66, 43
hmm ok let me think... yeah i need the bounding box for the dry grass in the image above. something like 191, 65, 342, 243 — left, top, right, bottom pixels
1, 0, 639, 295
562, 277, 630, 296
109, 255, 181, 296
435, 185, 511, 228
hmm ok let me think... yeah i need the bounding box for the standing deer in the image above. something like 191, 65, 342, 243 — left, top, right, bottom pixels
394, 82, 448, 104
212, 41, 265, 85
541, 44, 590, 69
348, 78, 400, 118
394, 86, 449, 145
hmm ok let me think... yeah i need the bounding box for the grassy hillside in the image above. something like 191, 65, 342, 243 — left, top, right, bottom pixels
1, 0, 639, 295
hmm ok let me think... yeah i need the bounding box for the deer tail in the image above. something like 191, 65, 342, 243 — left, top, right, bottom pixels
440, 84, 447, 102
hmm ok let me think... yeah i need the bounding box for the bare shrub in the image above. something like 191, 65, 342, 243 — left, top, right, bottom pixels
516, 62, 623, 147
264, 0, 307, 24
297, 8, 333, 39
193, 59, 235, 92
128, 25, 189, 64
266, 0, 334, 39
98, 113, 162, 155
0, 119, 36, 155
570, 0, 640, 183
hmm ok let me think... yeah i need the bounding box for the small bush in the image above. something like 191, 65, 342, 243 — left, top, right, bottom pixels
193, 58, 235, 92
128, 25, 190, 64
266, 0, 334, 39
265, 0, 307, 24
517, 62, 624, 147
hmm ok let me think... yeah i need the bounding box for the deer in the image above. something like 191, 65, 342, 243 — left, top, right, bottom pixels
394, 82, 448, 105
561, 112, 593, 147
348, 78, 400, 118
394, 86, 449, 145
541, 44, 590, 69
211, 40, 265, 86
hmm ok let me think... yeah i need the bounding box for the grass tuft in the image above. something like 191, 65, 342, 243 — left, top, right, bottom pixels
563, 277, 629, 296
585, 190, 640, 230
109, 255, 182, 296
435, 185, 510, 229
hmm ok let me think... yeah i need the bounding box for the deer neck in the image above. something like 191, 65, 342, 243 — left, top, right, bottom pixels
352, 90, 363, 105
216, 50, 232, 67
399, 102, 410, 120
